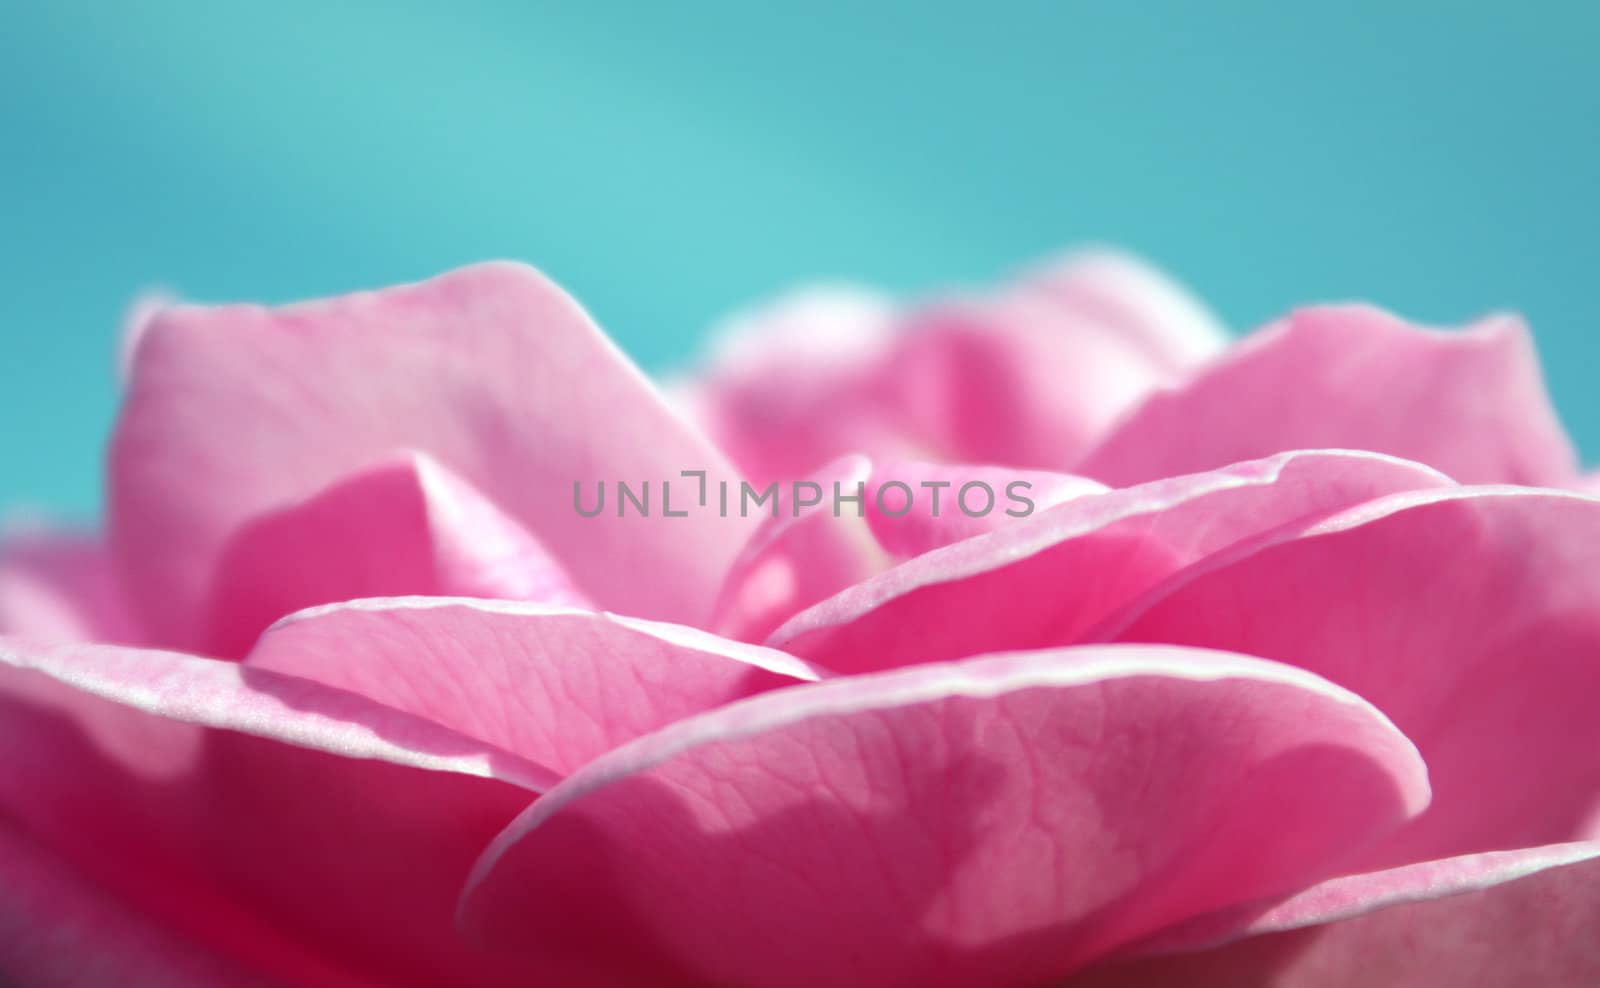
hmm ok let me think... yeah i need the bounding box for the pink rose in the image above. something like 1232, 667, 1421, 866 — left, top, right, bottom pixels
1, 254, 1595, 987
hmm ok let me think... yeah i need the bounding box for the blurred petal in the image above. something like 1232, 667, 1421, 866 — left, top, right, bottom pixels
1020, 249, 1228, 373
886, 290, 1159, 469
0, 821, 287, 988
0, 529, 140, 644
0, 638, 551, 985
110, 262, 751, 650
1079, 306, 1578, 486
891, 252, 1226, 471
685, 252, 1224, 481
203, 452, 587, 657
460, 645, 1428, 988
1099, 487, 1600, 864
770, 450, 1448, 674
680, 287, 911, 484
117, 290, 176, 383
1075, 845, 1600, 987
248, 597, 820, 775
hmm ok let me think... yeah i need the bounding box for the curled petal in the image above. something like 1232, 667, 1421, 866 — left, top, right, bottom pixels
460, 645, 1428, 988
770, 450, 1448, 674
1098, 487, 1600, 864
111, 262, 751, 650
710, 455, 887, 642
864, 461, 1105, 559
249, 596, 820, 775
203, 452, 588, 657
1077, 844, 1600, 987
0, 638, 550, 985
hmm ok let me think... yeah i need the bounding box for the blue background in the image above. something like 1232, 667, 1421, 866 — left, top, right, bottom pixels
5, 1, 1598, 518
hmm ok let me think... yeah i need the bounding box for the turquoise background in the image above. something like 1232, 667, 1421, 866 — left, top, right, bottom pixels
5, 1, 1598, 517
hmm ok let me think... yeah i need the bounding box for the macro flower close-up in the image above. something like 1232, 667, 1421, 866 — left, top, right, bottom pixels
6, 5, 1600, 986
2, 250, 1597, 986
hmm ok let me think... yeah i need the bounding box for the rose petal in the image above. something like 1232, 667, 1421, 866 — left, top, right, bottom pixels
0, 820, 288, 988
0, 637, 551, 985
0, 529, 140, 644
247, 597, 820, 775
1573, 469, 1600, 495
709, 455, 888, 642
684, 252, 1225, 481
203, 451, 588, 657
1019, 248, 1228, 373
1097, 487, 1600, 865
769, 450, 1449, 674
460, 645, 1429, 987
886, 290, 1162, 470
679, 287, 910, 484
117, 290, 176, 383
864, 461, 1105, 559
885, 252, 1227, 471
110, 261, 751, 650
1079, 306, 1578, 487
1140, 839, 1600, 955
1075, 844, 1600, 987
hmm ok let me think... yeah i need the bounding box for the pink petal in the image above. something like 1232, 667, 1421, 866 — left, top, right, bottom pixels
1019, 248, 1228, 373
678, 288, 913, 484
117, 290, 176, 383
709, 454, 888, 642
0, 637, 552, 985
1098, 487, 1600, 865
885, 252, 1227, 471
247, 597, 820, 775
460, 645, 1429, 987
769, 450, 1449, 674
202, 452, 588, 658
1079, 306, 1578, 487
1154, 840, 1600, 952
885, 289, 1162, 470
1075, 844, 1600, 987
0, 821, 287, 988
684, 252, 1224, 482
110, 262, 752, 651
864, 461, 1105, 559
0, 529, 140, 644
